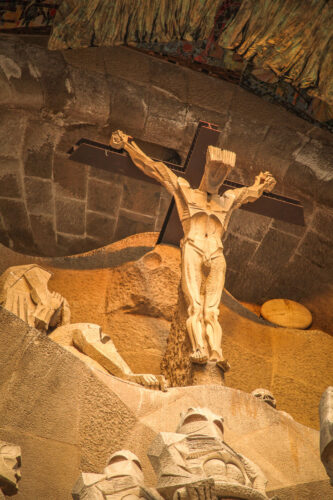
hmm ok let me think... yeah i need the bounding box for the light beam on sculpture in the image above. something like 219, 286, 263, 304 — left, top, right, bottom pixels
110, 130, 276, 373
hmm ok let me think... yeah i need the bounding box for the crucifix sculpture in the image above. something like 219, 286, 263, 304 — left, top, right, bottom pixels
69, 121, 304, 381
110, 129, 276, 372
69, 121, 304, 249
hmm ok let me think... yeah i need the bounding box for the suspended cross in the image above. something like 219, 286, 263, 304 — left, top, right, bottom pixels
69, 121, 304, 246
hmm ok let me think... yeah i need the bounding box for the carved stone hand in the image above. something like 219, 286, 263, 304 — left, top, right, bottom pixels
254, 171, 276, 192
127, 373, 168, 392
109, 129, 131, 150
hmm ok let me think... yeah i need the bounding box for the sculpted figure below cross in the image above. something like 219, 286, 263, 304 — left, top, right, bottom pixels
110, 131, 276, 372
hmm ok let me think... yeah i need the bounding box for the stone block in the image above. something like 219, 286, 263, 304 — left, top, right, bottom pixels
219, 115, 269, 175
114, 210, 155, 241
229, 86, 274, 127
268, 479, 333, 500
0, 37, 43, 110
150, 58, 188, 101
86, 211, 116, 242
294, 139, 333, 171
227, 209, 271, 242
25, 177, 53, 215
23, 119, 59, 179
67, 67, 110, 126
297, 230, 332, 273
283, 160, 318, 201
0, 172, 21, 198
89, 165, 122, 183
55, 198, 85, 235
54, 154, 88, 200
271, 198, 311, 237
121, 177, 161, 216
251, 228, 300, 275
30, 214, 57, 257
24, 142, 54, 179
292, 140, 333, 207
56, 233, 91, 256
311, 206, 333, 238
281, 253, 330, 298
87, 178, 122, 216
110, 77, 148, 135
271, 374, 324, 430
143, 115, 187, 150
26, 44, 73, 114
62, 46, 106, 75
0, 198, 35, 253
228, 263, 273, 302
0, 110, 27, 159
104, 46, 151, 84
260, 126, 306, 158
149, 87, 187, 123
188, 70, 234, 112
224, 340, 273, 395
224, 232, 259, 271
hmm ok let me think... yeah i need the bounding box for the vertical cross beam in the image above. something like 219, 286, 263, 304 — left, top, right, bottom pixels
158, 122, 220, 245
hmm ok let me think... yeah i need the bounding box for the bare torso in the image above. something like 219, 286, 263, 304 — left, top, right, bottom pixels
175, 179, 236, 257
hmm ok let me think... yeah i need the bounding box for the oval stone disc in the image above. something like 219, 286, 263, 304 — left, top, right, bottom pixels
261, 299, 312, 329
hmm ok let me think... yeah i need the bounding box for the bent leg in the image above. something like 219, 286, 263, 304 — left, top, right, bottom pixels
181, 243, 208, 364
203, 253, 230, 371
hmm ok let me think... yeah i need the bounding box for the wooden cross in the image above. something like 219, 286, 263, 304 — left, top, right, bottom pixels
68, 121, 304, 246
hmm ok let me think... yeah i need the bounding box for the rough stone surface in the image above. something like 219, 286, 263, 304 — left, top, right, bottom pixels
0, 304, 329, 499
0, 36, 332, 332
0, 236, 326, 430
56, 198, 86, 236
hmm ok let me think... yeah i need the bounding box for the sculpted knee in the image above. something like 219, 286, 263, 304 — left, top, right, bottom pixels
188, 303, 203, 320
204, 307, 219, 324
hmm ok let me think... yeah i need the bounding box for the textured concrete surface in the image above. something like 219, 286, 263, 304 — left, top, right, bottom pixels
0, 305, 329, 499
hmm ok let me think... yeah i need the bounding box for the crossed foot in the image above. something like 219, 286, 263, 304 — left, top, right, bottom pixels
190, 348, 230, 372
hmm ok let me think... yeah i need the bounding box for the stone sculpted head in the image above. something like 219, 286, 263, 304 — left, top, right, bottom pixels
0, 441, 21, 495
199, 146, 236, 194
251, 388, 277, 408
104, 450, 144, 483
177, 407, 224, 440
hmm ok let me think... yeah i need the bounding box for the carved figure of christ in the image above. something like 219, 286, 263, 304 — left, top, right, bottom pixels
110, 130, 276, 372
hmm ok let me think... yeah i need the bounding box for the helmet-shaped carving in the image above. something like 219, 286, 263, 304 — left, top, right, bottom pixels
251, 389, 276, 408
104, 450, 144, 482
177, 407, 224, 439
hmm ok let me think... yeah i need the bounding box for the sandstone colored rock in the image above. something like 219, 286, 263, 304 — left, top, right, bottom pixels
50, 323, 167, 391
148, 407, 269, 500
73, 450, 161, 500
0, 264, 70, 332
0, 305, 329, 498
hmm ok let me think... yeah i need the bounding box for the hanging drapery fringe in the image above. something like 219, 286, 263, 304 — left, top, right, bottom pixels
48, 0, 221, 50
218, 0, 333, 106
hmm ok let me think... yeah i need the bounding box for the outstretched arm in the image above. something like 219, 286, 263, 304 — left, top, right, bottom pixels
228, 171, 276, 210
110, 130, 178, 195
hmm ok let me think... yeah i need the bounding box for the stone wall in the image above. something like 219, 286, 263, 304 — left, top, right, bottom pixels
0, 35, 332, 329
0, 306, 329, 499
